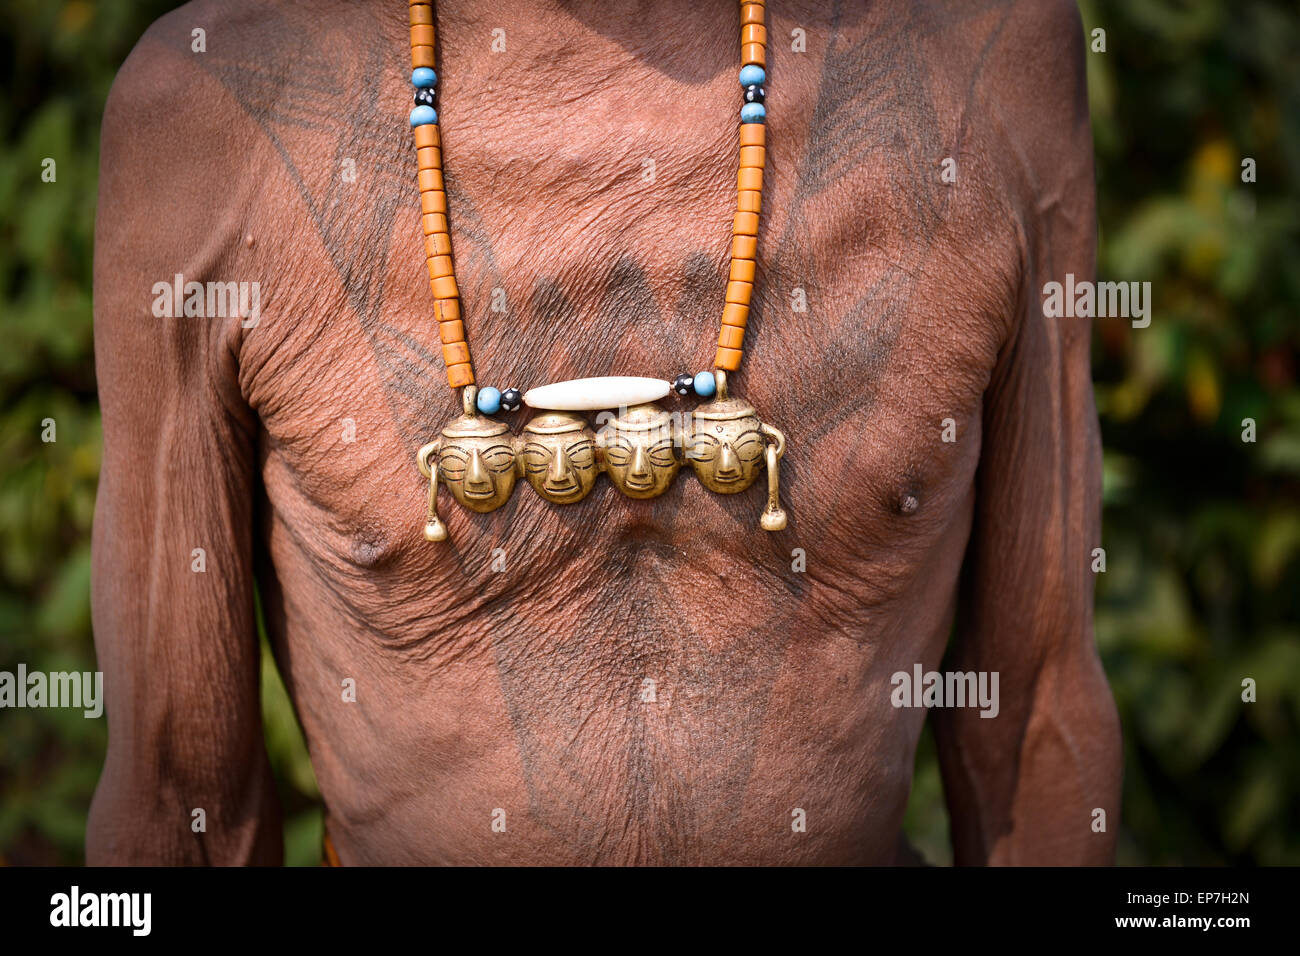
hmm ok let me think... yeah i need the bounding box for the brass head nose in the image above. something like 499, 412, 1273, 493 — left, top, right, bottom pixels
547, 449, 572, 485
717, 442, 740, 475
630, 444, 651, 479
466, 448, 490, 489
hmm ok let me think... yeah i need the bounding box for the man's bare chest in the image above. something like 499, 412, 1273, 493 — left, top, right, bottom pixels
229, 27, 1020, 643
242, 237, 1006, 640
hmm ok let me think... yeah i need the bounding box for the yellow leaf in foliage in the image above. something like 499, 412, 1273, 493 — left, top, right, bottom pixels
1186, 351, 1221, 423
58, 1, 93, 33
1192, 139, 1235, 187
1184, 233, 1225, 278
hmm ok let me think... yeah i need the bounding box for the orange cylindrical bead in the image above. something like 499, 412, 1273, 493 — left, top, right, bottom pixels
718, 324, 747, 350
741, 24, 767, 46
741, 4, 764, 25
417, 146, 442, 170
435, 298, 460, 322
715, 346, 743, 371
430, 274, 458, 299
725, 280, 753, 305
742, 43, 765, 67
409, 4, 433, 25
733, 211, 759, 236
411, 45, 435, 68
438, 319, 465, 344
410, 24, 435, 48
442, 341, 470, 366
731, 235, 757, 260
739, 145, 765, 169
425, 231, 452, 258
418, 167, 444, 193
414, 124, 440, 149
420, 190, 448, 215
427, 255, 455, 280
422, 212, 448, 236
740, 124, 765, 148
447, 362, 475, 387
737, 189, 762, 213
738, 166, 763, 191
729, 258, 756, 283
722, 302, 750, 327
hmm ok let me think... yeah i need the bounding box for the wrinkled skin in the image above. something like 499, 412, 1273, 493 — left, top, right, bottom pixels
88, 0, 1121, 865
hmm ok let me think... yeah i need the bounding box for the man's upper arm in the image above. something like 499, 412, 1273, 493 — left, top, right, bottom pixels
933, 0, 1122, 865
87, 17, 281, 864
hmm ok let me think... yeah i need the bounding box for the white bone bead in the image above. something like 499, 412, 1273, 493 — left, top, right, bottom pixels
523, 376, 671, 411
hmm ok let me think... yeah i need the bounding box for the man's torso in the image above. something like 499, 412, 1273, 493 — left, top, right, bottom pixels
177, 0, 1025, 864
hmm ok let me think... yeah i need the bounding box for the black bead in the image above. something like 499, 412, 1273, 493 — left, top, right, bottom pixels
672, 373, 695, 397
743, 85, 765, 105
500, 387, 523, 412
414, 87, 436, 108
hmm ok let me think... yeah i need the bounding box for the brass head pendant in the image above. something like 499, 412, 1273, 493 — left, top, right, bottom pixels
417, 388, 517, 541
687, 374, 787, 531
519, 412, 599, 504
599, 403, 681, 499
417, 376, 786, 542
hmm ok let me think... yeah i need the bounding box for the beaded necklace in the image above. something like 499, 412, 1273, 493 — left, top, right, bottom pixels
408, 0, 787, 542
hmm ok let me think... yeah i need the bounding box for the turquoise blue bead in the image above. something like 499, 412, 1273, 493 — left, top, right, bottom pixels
412, 67, 437, 88
740, 102, 766, 124
693, 371, 716, 398
739, 65, 765, 87
477, 386, 502, 415
410, 105, 438, 127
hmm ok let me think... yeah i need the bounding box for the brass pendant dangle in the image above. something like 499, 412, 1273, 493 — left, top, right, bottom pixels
417, 372, 786, 542
687, 372, 788, 531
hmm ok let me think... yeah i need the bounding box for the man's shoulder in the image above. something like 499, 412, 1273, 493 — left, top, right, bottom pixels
920, 0, 1085, 54
95, 1, 308, 361
916, 0, 1092, 191
985, 0, 1088, 98
104, 0, 333, 143
917, 0, 1087, 101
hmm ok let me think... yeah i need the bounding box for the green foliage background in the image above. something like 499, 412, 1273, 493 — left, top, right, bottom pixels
0, 0, 1296, 865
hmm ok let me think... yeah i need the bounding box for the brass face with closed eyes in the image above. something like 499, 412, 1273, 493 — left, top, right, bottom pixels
517, 412, 600, 504
434, 414, 517, 514
686, 396, 768, 493
597, 403, 681, 499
